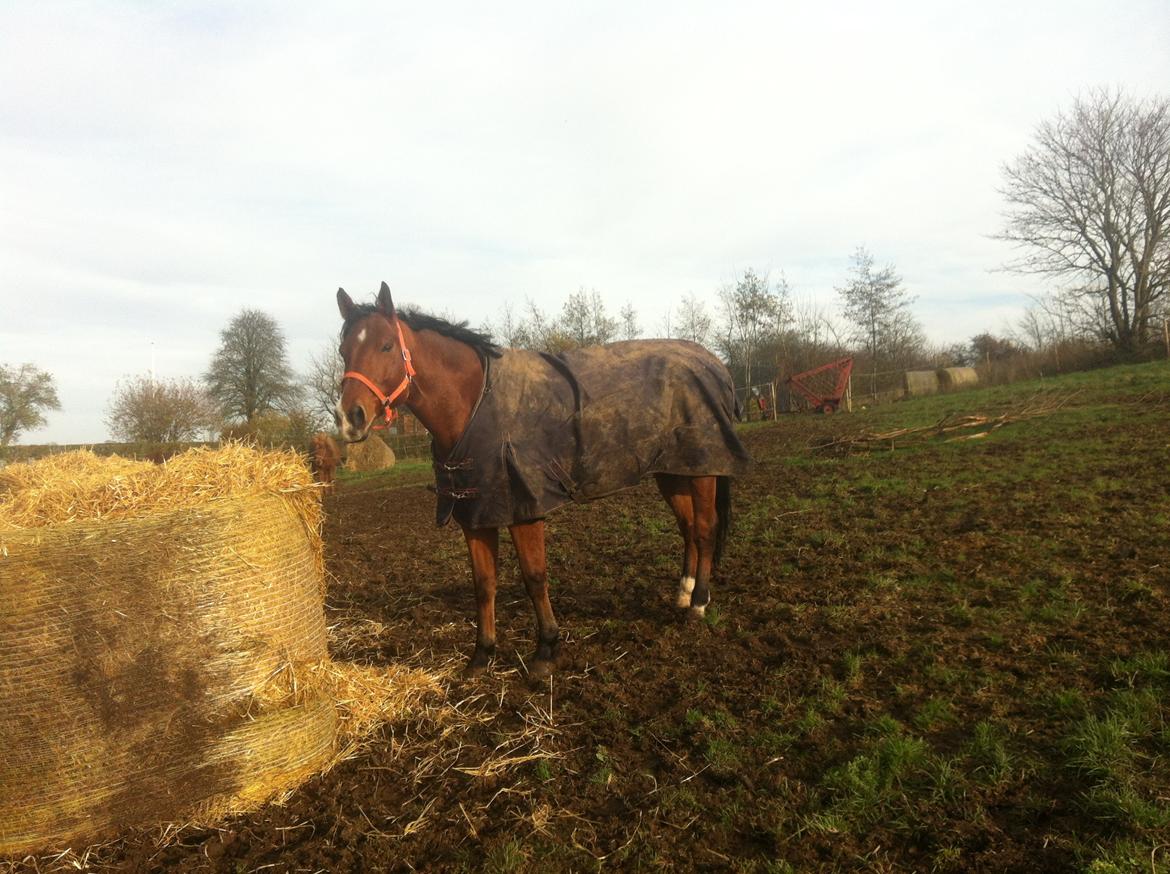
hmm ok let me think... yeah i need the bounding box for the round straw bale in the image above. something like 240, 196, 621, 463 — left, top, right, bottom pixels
0, 446, 333, 855
936, 366, 979, 390
902, 370, 940, 398
345, 434, 396, 472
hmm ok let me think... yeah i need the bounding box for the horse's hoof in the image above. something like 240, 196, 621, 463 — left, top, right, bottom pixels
686, 605, 707, 623
463, 660, 491, 678
527, 660, 554, 682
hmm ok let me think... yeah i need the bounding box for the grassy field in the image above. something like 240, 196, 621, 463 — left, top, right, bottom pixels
15, 359, 1168, 873
700, 361, 1170, 872
316, 359, 1170, 873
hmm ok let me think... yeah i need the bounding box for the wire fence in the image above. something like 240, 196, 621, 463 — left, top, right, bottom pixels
735, 383, 780, 421
377, 431, 432, 461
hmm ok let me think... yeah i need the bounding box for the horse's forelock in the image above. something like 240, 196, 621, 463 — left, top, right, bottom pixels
339, 303, 382, 341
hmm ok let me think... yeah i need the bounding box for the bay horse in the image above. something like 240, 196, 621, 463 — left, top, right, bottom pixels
308, 432, 342, 489
335, 283, 751, 679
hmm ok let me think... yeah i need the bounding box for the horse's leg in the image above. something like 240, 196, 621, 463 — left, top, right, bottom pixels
509, 520, 560, 681
462, 526, 500, 676
686, 475, 719, 621
655, 473, 698, 609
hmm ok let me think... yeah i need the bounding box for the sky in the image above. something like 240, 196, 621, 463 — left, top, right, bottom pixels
2, 1, 1168, 444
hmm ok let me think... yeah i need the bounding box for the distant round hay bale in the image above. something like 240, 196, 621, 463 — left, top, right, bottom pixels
0, 445, 438, 856
345, 434, 396, 472
936, 366, 979, 391
902, 370, 940, 398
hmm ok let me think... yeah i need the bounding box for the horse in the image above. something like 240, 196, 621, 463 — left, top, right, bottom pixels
308, 432, 342, 489
335, 282, 751, 680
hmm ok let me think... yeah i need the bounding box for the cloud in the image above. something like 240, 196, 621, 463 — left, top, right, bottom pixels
1, 0, 1168, 442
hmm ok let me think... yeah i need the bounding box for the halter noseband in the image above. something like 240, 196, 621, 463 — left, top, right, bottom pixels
342, 319, 416, 427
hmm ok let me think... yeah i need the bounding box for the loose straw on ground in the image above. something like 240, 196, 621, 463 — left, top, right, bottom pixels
0, 445, 442, 858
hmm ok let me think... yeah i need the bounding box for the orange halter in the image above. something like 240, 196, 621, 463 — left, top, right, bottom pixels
342, 319, 416, 427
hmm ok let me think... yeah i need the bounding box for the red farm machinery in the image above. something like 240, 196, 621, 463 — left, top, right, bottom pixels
785, 357, 854, 414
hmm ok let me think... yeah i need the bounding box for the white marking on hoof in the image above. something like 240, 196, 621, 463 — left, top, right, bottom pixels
688, 604, 707, 621
675, 575, 696, 608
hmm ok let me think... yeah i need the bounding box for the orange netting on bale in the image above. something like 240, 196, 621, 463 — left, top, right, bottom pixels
0, 446, 440, 857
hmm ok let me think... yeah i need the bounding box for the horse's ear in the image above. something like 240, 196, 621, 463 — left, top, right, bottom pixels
337, 287, 357, 320
376, 281, 396, 319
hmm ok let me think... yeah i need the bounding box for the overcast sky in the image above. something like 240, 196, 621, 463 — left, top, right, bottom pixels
2, 1, 1168, 444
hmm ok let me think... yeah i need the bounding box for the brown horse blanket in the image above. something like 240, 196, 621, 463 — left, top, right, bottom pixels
433, 340, 752, 528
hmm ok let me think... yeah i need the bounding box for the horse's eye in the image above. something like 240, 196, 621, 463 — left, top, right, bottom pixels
382, 343, 393, 352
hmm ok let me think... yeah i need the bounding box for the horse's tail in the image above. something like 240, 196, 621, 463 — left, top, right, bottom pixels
713, 475, 733, 567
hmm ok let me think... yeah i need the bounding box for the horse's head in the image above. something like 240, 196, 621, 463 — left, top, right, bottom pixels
335, 281, 414, 443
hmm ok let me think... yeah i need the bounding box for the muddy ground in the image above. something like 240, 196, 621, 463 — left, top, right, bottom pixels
16, 363, 1170, 873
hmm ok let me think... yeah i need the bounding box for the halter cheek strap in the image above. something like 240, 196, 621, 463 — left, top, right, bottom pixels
342, 320, 416, 426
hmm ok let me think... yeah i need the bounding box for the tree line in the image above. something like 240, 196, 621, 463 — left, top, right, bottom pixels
483, 252, 923, 401
2, 88, 1166, 448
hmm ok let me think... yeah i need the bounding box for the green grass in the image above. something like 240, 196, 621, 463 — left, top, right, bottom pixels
335, 458, 434, 489
808, 729, 938, 834
734, 361, 1170, 866
966, 720, 1016, 787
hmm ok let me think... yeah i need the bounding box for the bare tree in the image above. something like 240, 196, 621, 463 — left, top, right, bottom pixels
1013, 292, 1092, 351
619, 302, 640, 341
491, 302, 533, 348
0, 363, 60, 446
675, 293, 713, 347
1014, 304, 1051, 351
305, 344, 344, 430
837, 247, 920, 397
998, 90, 1170, 352
659, 305, 674, 339
105, 375, 219, 442
205, 309, 301, 424
776, 294, 849, 376
717, 269, 792, 390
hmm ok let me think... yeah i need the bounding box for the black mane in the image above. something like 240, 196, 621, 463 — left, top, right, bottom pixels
341, 303, 502, 358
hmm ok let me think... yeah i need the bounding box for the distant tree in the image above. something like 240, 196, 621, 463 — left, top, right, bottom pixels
675, 293, 713, 348
969, 333, 1023, 366
619, 302, 640, 341
938, 342, 973, 367
775, 295, 849, 376
717, 269, 791, 389
205, 309, 300, 424
493, 302, 533, 348
491, 290, 622, 352
0, 363, 60, 446
522, 300, 560, 350
223, 407, 316, 449
998, 90, 1170, 352
105, 375, 219, 442
305, 344, 344, 430
560, 288, 618, 346
837, 247, 921, 397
